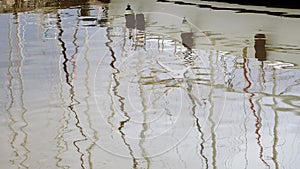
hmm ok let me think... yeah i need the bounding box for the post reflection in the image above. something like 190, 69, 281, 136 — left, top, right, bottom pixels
254, 32, 267, 88
254, 33, 267, 62
124, 4, 146, 49
125, 4, 135, 39
135, 13, 146, 50
180, 17, 193, 51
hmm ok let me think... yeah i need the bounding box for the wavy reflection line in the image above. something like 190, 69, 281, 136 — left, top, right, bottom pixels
55, 12, 72, 169
259, 63, 266, 90
54, 12, 70, 167
56, 12, 87, 169
255, 95, 270, 167
71, 9, 89, 169
107, 26, 128, 134
242, 48, 249, 169
209, 51, 217, 169
55, 54, 70, 169
83, 28, 99, 169
138, 83, 151, 169
6, 14, 19, 167
271, 68, 279, 169
137, 51, 151, 169
106, 27, 138, 168
54, 11, 72, 169
106, 27, 127, 134
6, 13, 30, 168
107, 69, 116, 134
186, 81, 209, 169
242, 103, 249, 169
242, 57, 270, 168
16, 12, 30, 169
221, 51, 245, 168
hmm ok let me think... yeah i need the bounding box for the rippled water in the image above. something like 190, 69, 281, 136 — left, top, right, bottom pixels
1, 0, 300, 169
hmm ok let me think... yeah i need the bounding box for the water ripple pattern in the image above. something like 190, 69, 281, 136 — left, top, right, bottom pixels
0, 1, 300, 169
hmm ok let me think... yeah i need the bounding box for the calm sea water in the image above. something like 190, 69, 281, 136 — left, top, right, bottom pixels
1, 0, 300, 169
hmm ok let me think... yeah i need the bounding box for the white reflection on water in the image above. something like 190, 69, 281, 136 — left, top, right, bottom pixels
0, 1, 300, 169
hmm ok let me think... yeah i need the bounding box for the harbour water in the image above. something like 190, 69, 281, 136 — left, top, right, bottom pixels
0, 0, 300, 168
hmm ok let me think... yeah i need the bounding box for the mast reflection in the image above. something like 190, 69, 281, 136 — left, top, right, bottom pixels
56, 9, 88, 168
242, 53, 270, 168
105, 26, 138, 168
5, 12, 30, 168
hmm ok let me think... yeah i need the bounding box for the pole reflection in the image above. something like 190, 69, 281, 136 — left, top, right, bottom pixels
6, 12, 20, 168
254, 33, 267, 62
55, 12, 70, 167
271, 68, 279, 169
186, 81, 209, 169
5, 12, 30, 168
56, 12, 73, 169
56, 9, 88, 169
242, 56, 270, 168
242, 47, 249, 169
208, 51, 217, 169
16, 12, 30, 169
105, 26, 138, 168
255, 33, 267, 88
1, 1, 300, 168
83, 27, 99, 169
137, 51, 151, 169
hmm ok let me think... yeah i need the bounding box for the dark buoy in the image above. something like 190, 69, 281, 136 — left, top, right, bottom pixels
125, 4, 135, 29
254, 32, 267, 61
180, 17, 193, 50
125, 4, 134, 15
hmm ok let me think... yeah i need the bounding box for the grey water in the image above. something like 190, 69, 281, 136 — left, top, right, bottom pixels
0, 0, 300, 168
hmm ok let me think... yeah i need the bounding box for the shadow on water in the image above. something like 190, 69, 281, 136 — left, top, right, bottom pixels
157, 0, 300, 18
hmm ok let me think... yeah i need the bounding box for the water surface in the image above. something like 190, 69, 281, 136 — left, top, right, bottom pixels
0, 0, 300, 169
